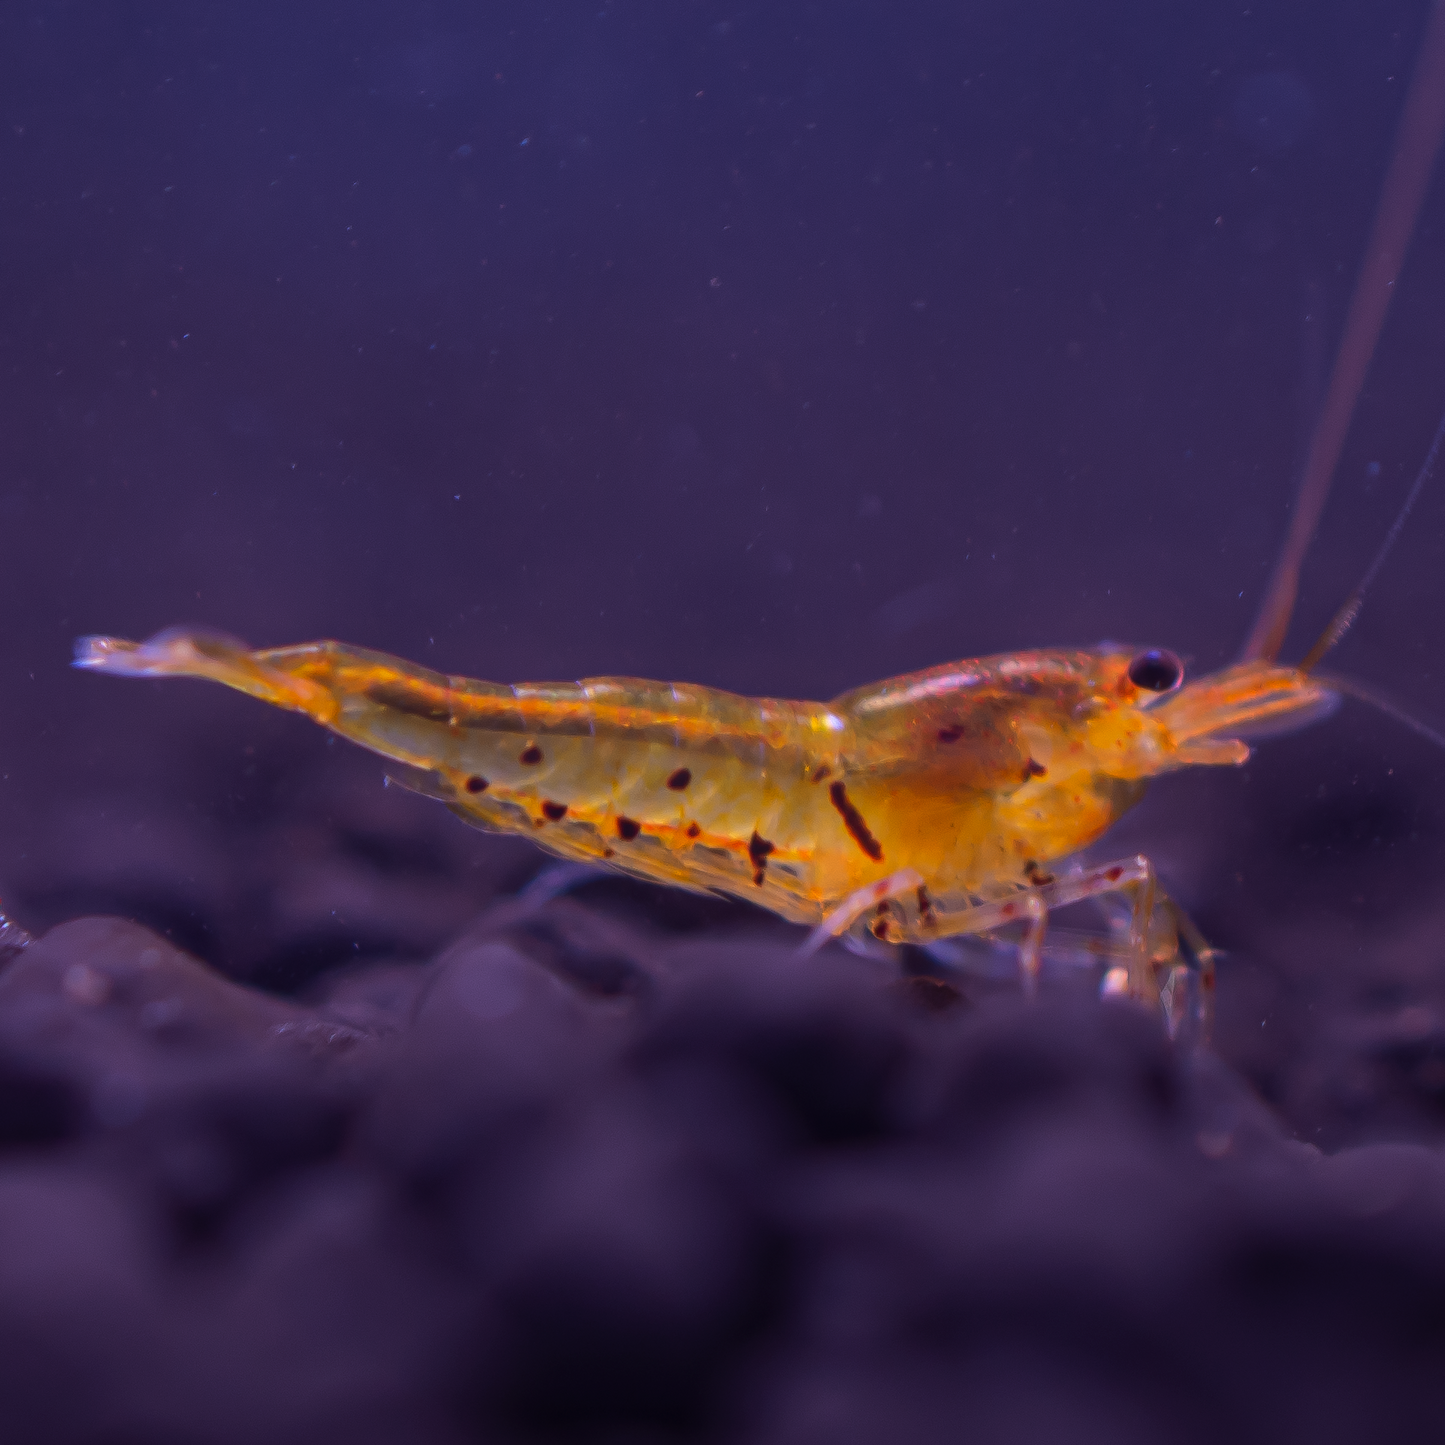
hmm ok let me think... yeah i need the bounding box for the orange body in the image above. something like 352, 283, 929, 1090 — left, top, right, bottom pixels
75, 629, 1333, 947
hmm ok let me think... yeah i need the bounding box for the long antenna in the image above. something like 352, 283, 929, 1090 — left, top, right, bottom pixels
1299, 400, 1445, 673
1241, 1, 1445, 663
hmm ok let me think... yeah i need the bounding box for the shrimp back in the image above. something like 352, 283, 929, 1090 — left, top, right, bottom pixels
74, 630, 1334, 937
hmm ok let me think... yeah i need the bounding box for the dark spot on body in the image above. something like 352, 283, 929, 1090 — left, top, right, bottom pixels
1105, 865, 1124, 883
937, 726, 963, 744
465, 775, 488, 794
748, 831, 775, 886
666, 767, 691, 790
686, 822, 701, 838
828, 782, 884, 861
616, 817, 641, 841
603, 847, 615, 858
541, 800, 568, 822
871, 918, 891, 940
916, 884, 935, 922
1023, 859, 1054, 886
1025, 759, 1047, 778
519, 744, 543, 766
811, 765, 832, 783
366, 681, 452, 723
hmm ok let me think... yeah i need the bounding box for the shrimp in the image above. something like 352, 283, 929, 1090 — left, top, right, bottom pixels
69, 480, 1441, 1038
71, 12, 1445, 1040
66, 628, 1337, 1033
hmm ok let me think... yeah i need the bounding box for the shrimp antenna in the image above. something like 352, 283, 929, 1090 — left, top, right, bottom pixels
1241, 1, 1445, 664
1298, 400, 1445, 673
1310, 670, 1445, 752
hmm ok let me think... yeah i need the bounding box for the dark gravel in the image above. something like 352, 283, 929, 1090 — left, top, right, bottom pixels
2, 887, 1444, 1444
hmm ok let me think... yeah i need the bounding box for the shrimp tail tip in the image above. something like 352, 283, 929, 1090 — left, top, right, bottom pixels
72, 627, 252, 676
72, 634, 140, 671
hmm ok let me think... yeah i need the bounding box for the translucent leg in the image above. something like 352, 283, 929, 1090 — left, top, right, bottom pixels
1159, 964, 1191, 1040
0, 905, 32, 964
1031, 855, 1159, 1005
1165, 898, 1218, 1044
517, 862, 612, 907
923, 854, 1161, 1009
801, 867, 1049, 996
801, 855, 1210, 1038
799, 869, 923, 957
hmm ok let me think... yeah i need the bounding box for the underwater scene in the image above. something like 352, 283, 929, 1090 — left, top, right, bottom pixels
3, 2, 1445, 1440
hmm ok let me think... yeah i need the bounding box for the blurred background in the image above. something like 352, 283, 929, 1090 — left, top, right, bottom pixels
2, 0, 1444, 1132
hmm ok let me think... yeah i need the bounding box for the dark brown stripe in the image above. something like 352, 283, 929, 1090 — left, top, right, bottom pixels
829, 782, 883, 861
748, 830, 775, 886
366, 681, 452, 722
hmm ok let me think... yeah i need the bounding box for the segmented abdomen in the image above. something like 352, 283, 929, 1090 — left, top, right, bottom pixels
262, 642, 849, 920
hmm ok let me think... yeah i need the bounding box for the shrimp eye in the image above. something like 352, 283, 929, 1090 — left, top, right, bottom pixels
1127, 649, 1183, 693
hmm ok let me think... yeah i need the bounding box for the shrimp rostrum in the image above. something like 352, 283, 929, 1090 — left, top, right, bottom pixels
74, 627, 1338, 1033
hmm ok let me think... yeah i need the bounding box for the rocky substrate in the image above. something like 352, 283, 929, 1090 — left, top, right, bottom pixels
1, 900, 1443, 1445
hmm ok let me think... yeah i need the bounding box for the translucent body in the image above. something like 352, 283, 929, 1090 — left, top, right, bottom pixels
75, 630, 1333, 968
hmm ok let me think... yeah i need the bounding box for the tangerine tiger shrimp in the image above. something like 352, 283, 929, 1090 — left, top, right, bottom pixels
73, 12, 1445, 1041
69, 436, 1443, 1040
72, 624, 1343, 1034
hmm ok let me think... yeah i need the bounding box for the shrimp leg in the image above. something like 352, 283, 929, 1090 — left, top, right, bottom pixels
799, 869, 925, 957
802, 868, 1051, 996
1026, 855, 1159, 1004
1161, 898, 1218, 1043
812, 855, 1171, 1013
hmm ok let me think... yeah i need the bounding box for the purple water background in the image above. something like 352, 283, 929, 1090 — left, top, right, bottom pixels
2, 3, 1445, 1441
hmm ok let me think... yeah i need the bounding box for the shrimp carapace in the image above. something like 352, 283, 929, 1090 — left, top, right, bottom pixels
73, 630, 1334, 986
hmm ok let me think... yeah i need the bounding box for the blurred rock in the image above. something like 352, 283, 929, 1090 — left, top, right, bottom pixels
0, 907, 1443, 1442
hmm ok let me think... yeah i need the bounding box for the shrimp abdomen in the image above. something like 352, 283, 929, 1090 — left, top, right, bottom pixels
75, 630, 841, 920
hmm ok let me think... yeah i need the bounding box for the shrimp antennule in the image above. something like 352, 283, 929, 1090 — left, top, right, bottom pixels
1242, 1, 1445, 663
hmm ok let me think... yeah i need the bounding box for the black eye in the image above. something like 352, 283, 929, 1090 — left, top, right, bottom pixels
1127, 648, 1183, 693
